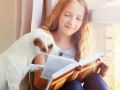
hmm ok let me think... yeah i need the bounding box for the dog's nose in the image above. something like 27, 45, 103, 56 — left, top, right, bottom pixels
48, 44, 53, 49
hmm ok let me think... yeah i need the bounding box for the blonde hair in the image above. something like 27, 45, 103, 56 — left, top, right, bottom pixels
43, 0, 89, 61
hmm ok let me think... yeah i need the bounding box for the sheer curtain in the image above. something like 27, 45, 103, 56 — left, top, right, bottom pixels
31, 0, 43, 31
31, 0, 58, 31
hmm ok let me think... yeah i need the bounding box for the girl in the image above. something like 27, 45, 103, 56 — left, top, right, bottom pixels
34, 0, 108, 90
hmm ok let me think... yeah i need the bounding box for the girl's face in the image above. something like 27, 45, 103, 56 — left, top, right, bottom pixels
58, 0, 85, 36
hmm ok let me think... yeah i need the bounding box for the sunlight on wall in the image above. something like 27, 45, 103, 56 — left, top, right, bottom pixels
104, 24, 120, 90
114, 25, 120, 90
88, 0, 120, 89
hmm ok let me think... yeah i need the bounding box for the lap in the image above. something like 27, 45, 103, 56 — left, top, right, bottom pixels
60, 74, 108, 90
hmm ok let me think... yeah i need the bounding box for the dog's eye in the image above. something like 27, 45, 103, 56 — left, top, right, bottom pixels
48, 44, 53, 49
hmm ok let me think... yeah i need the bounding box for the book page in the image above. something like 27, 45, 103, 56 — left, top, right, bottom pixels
51, 63, 78, 79
41, 54, 77, 80
78, 52, 104, 66
41, 52, 103, 80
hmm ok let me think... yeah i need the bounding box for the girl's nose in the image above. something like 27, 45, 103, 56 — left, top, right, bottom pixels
68, 17, 76, 27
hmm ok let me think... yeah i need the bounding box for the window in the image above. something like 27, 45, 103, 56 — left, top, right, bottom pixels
103, 24, 120, 90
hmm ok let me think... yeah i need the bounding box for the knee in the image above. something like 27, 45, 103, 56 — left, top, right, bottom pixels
92, 74, 102, 81
86, 74, 108, 90
92, 74, 105, 83
62, 80, 84, 90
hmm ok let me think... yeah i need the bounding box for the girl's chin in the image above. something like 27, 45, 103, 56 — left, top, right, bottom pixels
63, 32, 74, 36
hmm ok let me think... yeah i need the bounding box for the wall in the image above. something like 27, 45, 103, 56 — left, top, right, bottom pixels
0, 0, 16, 54
0, 0, 33, 54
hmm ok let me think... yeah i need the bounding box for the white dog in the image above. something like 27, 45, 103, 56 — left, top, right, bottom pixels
0, 28, 54, 90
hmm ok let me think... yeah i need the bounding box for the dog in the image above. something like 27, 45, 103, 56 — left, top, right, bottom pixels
0, 28, 54, 90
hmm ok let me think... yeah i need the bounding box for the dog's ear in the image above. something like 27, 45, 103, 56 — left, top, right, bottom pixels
33, 38, 48, 52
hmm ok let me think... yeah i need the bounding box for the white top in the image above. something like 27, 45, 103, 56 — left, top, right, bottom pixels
49, 45, 75, 59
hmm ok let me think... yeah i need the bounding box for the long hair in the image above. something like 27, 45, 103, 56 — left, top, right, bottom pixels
43, 0, 89, 61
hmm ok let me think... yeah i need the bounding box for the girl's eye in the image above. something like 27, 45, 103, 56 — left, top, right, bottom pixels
64, 13, 71, 17
76, 17, 82, 21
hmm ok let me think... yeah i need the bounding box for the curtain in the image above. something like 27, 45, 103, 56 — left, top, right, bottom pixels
15, 0, 58, 39
31, 0, 43, 31
31, 0, 58, 31
15, 0, 33, 39
19, 0, 33, 37
17, 0, 33, 37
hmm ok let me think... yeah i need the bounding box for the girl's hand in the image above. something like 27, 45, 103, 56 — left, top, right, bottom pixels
98, 57, 110, 77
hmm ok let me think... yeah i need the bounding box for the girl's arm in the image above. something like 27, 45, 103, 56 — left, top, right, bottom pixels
33, 53, 48, 89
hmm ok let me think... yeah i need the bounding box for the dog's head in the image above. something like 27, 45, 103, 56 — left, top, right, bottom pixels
32, 28, 54, 53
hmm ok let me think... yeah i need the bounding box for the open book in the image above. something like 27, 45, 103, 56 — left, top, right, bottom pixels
40, 52, 104, 90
